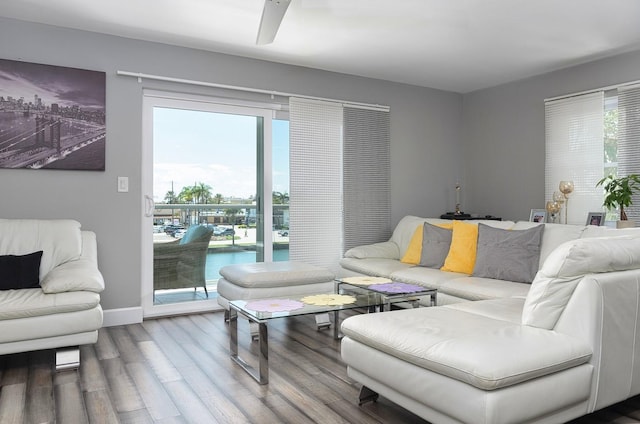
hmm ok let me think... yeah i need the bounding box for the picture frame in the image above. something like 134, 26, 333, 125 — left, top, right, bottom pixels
529, 209, 547, 223
586, 212, 605, 226
0, 58, 106, 171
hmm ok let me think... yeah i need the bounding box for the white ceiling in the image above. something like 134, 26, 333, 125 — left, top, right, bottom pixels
2, 0, 640, 93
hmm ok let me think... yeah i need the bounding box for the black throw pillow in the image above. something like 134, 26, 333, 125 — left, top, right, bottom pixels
0, 251, 43, 290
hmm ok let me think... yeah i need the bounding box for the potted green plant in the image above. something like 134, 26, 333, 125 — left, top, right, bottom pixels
596, 174, 640, 228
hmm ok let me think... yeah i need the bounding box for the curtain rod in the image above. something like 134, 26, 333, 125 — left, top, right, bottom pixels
545, 78, 640, 102
116, 70, 390, 112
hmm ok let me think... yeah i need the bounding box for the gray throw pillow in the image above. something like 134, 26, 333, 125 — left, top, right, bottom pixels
419, 223, 453, 268
472, 223, 544, 283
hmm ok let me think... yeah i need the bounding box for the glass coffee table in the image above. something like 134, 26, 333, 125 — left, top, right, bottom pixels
335, 276, 437, 310
229, 290, 382, 384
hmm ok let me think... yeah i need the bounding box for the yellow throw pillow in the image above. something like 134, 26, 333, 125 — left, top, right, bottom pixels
401, 222, 455, 265
441, 220, 479, 274
400, 225, 424, 264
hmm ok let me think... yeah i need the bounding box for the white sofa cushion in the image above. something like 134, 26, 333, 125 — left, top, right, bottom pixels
342, 337, 593, 424
340, 257, 413, 278
344, 240, 400, 259
219, 261, 334, 288
390, 266, 466, 289
0, 304, 102, 346
512, 222, 586, 268
40, 257, 105, 294
217, 277, 335, 308
0, 288, 100, 321
581, 225, 640, 238
341, 305, 592, 390
440, 276, 531, 301
523, 235, 640, 329
0, 219, 82, 280
445, 297, 525, 323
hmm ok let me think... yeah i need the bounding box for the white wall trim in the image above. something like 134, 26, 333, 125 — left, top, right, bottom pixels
102, 307, 144, 327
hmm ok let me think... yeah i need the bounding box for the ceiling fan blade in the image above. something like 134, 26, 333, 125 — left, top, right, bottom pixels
256, 0, 292, 45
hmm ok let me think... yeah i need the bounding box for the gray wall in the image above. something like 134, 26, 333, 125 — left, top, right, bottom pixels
462, 49, 640, 221
0, 17, 463, 312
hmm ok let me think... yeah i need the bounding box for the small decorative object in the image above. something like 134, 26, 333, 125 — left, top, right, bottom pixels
553, 191, 565, 223
454, 181, 464, 215
529, 209, 547, 223
245, 299, 304, 313
301, 294, 357, 306
559, 181, 574, 224
586, 212, 605, 226
368, 282, 424, 294
596, 174, 640, 228
546, 201, 561, 223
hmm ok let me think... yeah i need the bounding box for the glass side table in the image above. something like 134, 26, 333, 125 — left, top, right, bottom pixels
335, 277, 437, 311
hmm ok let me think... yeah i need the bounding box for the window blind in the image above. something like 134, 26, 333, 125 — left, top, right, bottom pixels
288, 97, 344, 273
617, 85, 640, 224
343, 106, 391, 251
545, 92, 604, 224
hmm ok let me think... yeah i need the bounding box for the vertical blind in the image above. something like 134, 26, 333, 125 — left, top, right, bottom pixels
343, 106, 391, 251
289, 97, 344, 273
617, 85, 640, 223
545, 92, 604, 224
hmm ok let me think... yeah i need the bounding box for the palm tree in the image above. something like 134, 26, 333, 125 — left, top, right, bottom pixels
178, 186, 194, 203
192, 182, 212, 204
273, 191, 290, 204
213, 193, 223, 204
164, 190, 177, 204
183, 182, 212, 223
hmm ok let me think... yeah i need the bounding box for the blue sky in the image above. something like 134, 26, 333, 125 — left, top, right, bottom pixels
153, 107, 289, 202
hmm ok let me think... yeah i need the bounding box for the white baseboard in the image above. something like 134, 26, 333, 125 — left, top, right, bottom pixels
102, 307, 144, 327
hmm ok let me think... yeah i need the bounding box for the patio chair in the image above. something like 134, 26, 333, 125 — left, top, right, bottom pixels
153, 225, 213, 297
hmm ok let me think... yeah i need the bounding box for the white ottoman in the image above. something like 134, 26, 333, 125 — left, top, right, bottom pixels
217, 261, 335, 323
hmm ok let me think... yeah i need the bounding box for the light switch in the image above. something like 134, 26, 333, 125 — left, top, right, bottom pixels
117, 176, 129, 193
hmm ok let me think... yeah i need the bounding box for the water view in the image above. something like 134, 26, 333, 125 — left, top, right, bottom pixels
205, 249, 289, 281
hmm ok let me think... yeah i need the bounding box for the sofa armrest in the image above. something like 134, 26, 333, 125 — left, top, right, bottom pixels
40, 258, 105, 294
523, 235, 640, 329
344, 241, 400, 260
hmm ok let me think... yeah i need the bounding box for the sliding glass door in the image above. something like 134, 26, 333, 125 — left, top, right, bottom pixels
142, 91, 280, 317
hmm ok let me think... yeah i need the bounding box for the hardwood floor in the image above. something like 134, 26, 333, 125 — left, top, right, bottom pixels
0, 311, 639, 423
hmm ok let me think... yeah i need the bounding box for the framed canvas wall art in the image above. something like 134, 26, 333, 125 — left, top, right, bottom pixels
0, 58, 105, 171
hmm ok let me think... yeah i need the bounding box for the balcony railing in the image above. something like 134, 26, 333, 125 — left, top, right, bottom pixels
152, 202, 290, 282
153, 203, 289, 228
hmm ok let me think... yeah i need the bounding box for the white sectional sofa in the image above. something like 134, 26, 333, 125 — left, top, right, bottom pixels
340, 215, 638, 304
339, 216, 640, 423
0, 219, 104, 370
